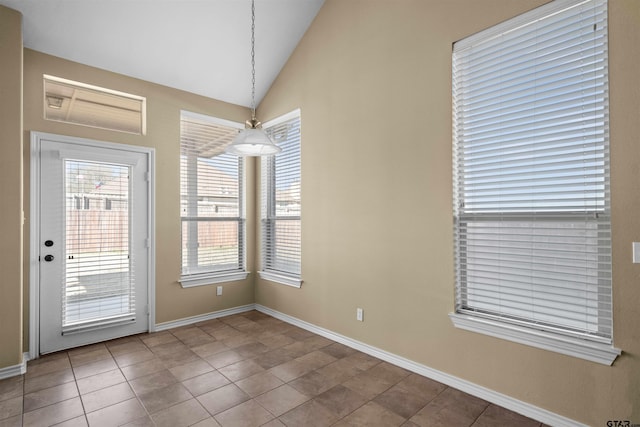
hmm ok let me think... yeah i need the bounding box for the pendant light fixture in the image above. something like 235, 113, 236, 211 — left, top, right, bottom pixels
225, 0, 281, 156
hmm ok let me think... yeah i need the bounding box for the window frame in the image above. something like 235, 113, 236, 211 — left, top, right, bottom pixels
179, 111, 248, 287
259, 109, 302, 288
449, 0, 620, 365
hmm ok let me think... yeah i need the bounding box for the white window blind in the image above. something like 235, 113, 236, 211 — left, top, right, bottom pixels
180, 112, 245, 282
64, 160, 135, 333
452, 0, 611, 343
261, 111, 302, 283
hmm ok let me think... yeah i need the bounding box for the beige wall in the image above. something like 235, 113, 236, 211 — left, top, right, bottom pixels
20, 50, 257, 348
0, 5, 24, 369
256, 0, 640, 425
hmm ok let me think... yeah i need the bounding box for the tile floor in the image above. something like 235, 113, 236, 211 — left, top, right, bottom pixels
0, 310, 545, 427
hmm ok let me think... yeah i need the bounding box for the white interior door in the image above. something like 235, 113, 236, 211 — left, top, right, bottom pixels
38, 137, 151, 354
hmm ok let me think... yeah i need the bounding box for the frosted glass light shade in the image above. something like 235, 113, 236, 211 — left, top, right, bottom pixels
225, 128, 282, 156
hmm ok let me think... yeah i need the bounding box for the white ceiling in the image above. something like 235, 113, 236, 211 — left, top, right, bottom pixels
0, 0, 324, 107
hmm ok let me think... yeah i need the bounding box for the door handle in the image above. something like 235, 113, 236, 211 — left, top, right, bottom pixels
44, 255, 54, 262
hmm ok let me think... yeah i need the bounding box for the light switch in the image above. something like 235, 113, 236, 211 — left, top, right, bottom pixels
633, 242, 640, 263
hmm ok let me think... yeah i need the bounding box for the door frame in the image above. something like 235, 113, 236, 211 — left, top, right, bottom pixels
29, 132, 156, 359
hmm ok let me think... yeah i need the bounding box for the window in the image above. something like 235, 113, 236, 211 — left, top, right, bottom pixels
451, 0, 620, 364
260, 110, 302, 287
179, 111, 247, 286
44, 75, 146, 135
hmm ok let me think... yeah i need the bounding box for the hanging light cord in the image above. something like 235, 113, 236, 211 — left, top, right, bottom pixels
250, 0, 257, 122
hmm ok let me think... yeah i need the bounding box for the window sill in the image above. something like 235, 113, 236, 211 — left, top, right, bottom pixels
179, 271, 249, 288
258, 271, 302, 288
449, 312, 621, 366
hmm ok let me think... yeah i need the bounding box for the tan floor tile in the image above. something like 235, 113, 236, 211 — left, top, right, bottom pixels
191, 417, 222, 427
396, 374, 447, 399
72, 358, 118, 380
204, 350, 245, 369
25, 355, 71, 379
295, 350, 337, 371
253, 348, 294, 370
191, 341, 230, 358
158, 348, 201, 369
334, 401, 406, 427
220, 334, 254, 349
301, 335, 334, 351
257, 333, 296, 350
314, 384, 368, 418
150, 341, 189, 357
23, 382, 79, 412
279, 399, 339, 427
234, 342, 270, 359
284, 327, 316, 341
319, 343, 357, 359
120, 415, 156, 426
76, 369, 126, 395
68, 347, 111, 367
171, 327, 207, 341
138, 382, 192, 414
218, 359, 265, 382
181, 334, 218, 348
214, 399, 274, 427
85, 397, 147, 427
141, 332, 179, 348
282, 341, 313, 358
235, 371, 284, 397
374, 384, 432, 419
151, 398, 210, 427
68, 343, 107, 357
409, 387, 488, 427
342, 371, 395, 400
169, 358, 214, 381
255, 385, 310, 417
289, 370, 341, 397
81, 382, 135, 413
27, 352, 67, 367
24, 368, 75, 394
129, 370, 178, 395
53, 415, 88, 426
261, 419, 286, 427
316, 359, 362, 383
0, 414, 21, 427
0, 376, 24, 401
343, 351, 381, 371
366, 362, 411, 384
114, 348, 156, 367
106, 340, 148, 356
472, 404, 541, 427
182, 370, 230, 396
196, 384, 249, 416
0, 396, 22, 421
23, 396, 84, 427
268, 360, 311, 382
120, 358, 166, 381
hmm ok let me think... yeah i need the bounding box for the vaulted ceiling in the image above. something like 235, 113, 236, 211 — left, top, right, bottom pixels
0, 0, 325, 107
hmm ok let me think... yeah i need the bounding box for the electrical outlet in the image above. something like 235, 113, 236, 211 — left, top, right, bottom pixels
356, 308, 364, 321
216, 286, 223, 296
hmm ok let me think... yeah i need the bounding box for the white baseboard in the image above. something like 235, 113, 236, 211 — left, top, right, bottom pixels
255, 304, 585, 427
154, 304, 255, 331
0, 352, 28, 380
